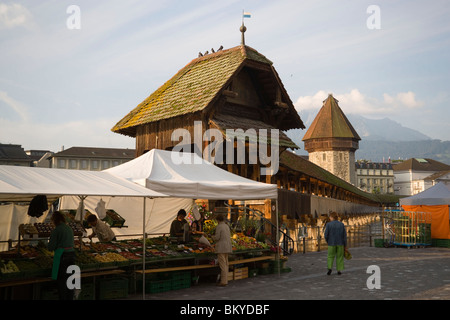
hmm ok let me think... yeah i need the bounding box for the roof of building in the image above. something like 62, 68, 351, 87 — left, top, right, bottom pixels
424, 170, 450, 181
280, 150, 398, 204
302, 94, 361, 141
51, 147, 135, 159
112, 45, 304, 137
0, 144, 31, 161
392, 158, 450, 172
210, 114, 299, 149
356, 162, 393, 170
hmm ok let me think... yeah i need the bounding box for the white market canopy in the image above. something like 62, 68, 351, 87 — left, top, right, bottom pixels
0, 165, 166, 202
400, 182, 450, 206
105, 149, 278, 200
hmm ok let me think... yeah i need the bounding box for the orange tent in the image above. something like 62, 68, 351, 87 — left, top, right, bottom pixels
400, 183, 450, 239
402, 205, 450, 239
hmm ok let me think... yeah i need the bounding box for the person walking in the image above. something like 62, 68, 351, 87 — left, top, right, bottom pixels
324, 212, 347, 275
213, 213, 232, 286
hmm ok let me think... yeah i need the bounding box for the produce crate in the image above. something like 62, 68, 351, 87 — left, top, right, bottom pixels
269, 260, 286, 273
98, 277, 129, 300
374, 238, 386, 247
432, 239, 450, 248
281, 267, 292, 273
248, 268, 259, 278
258, 267, 270, 275
170, 271, 191, 290
233, 267, 248, 280
171, 278, 191, 290
102, 209, 125, 227
147, 279, 172, 294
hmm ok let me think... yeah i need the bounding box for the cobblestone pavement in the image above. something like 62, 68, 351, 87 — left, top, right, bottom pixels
130, 246, 450, 300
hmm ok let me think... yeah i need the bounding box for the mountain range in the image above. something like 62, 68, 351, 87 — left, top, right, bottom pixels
286, 112, 450, 165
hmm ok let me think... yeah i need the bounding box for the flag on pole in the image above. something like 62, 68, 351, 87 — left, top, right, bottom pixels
243, 12, 251, 18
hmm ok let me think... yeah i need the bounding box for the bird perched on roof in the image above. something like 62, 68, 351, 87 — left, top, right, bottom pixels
218, 45, 223, 51
211, 48, 215, 53
204, 50, 209, 55
198, 52, 203, 57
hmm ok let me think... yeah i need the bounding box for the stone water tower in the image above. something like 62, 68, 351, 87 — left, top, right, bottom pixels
302, 94, 361, 185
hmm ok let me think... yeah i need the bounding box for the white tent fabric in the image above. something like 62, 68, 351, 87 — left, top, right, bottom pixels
0, 203, 39, 251
400, 182, 450, 206
0, 165, 167, 250
0, 165, 166, 202
105, 149, 278, 200
59, 196, 194, 237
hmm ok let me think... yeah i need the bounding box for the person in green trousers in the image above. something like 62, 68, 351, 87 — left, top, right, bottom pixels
324, 212, 347, 275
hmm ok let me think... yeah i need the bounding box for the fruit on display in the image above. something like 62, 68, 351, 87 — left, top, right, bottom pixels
231, 233, 270, 251
118, 251, 141, 260
19, 246, 40, 258
75, 251, 98, 265
14, 259, 40, 272
33, 255, 53, 269
92, 252, 128, 263
33, 223, 54, 235
67, 222, 85, 236
0, 260, 19, 273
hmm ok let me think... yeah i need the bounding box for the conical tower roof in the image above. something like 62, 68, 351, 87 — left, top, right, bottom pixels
302, 94, 360, 152
303, 94, 360, 141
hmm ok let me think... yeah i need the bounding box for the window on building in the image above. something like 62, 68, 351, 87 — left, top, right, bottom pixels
92, 160, 98, 169
102, 160, 110, 170
323, 153, 326, 161
58, 159, 66, 168
81, 160, 88, 170
69, 159, 77, 169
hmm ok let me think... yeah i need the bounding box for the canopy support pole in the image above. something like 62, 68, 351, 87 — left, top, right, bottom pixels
276, 199, 280, 276
142, 197, 146, 300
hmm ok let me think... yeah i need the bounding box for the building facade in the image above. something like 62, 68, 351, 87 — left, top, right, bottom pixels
393, 158, 450, 196
356, 161, 394, 194
49, 147, 135, 171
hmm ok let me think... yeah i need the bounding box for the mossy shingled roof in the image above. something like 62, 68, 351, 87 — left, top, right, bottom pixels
112, 45, 275, 137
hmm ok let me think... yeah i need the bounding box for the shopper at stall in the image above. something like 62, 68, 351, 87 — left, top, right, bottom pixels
213, 213, 232, 287
170, 209, 188, 238
87, 214, 116, 242
324, 211, 347, 275
48, 211, 76, 300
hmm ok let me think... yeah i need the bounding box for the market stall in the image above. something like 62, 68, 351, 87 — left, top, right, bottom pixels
0, 165, 166, 299
1, 150, 282, 299
104, 149, 280, 298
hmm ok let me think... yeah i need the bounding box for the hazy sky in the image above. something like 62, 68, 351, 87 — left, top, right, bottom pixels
1, 0, 449, 152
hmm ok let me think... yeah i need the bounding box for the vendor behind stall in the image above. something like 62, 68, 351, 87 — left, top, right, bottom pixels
170, 209, 188, 239
87, 214, 116, 242
48, 211, 75, 300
